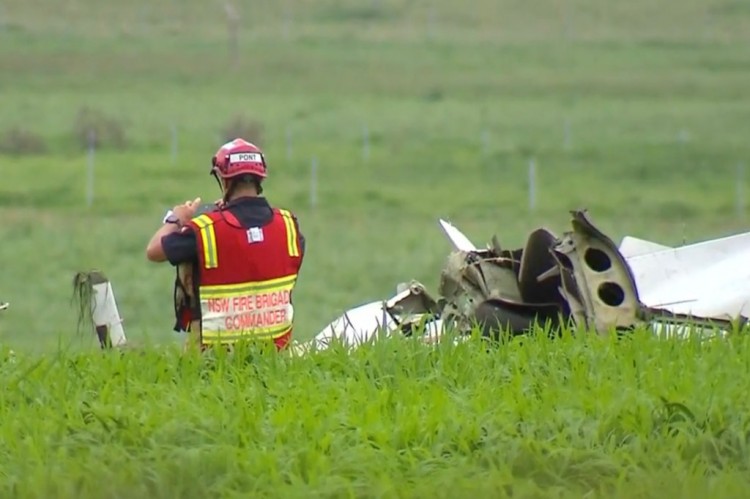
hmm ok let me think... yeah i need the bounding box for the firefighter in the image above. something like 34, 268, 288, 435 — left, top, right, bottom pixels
145, 138, 305, 352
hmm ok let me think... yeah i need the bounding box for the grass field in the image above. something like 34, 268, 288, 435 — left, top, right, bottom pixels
2, 0, 750, 496
3, 331, 750, 498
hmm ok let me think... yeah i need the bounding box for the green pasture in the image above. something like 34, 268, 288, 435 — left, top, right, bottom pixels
1, 1, 750, 495
1, 0, 749, 352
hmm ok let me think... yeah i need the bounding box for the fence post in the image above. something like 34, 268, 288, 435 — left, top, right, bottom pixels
737, 162, 745, 220
171, 123, 178, 164
528, 157, 537, 212
86, 130, 96, 207
363, 123, 370, 162
310, 157, 318, 208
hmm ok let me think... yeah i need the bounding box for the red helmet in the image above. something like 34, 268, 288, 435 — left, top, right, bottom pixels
210, 138, 267, 179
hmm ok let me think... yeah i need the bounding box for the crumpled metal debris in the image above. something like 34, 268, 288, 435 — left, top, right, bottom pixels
442, 210, 745, 339
307, 209, 745, 352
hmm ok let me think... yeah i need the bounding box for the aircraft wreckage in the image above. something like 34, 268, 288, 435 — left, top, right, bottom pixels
296, 210, 750, 354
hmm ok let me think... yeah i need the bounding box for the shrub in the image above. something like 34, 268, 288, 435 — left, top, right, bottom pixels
72, 106, 128, 150
0, 127, 48, 155
219, 114, 264, 146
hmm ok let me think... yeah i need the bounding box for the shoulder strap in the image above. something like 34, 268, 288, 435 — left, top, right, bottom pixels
190, 209, 240, 228
274, 207, 301, 221
218, 209, 241, 227
188, 213, 216, 230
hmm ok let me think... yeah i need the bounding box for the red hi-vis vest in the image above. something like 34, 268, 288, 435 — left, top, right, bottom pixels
186, 207, 303, 346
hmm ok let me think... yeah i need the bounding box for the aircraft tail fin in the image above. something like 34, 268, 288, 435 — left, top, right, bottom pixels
438, 219, 478, 252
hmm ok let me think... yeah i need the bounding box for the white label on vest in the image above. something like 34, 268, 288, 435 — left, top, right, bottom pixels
247, 227, 264, 243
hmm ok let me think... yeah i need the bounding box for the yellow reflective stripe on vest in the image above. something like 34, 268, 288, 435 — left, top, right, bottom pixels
192, 214, 218, 269
199, 274, 297, 343
202, 324, 291, 344
278, 209, 300, 257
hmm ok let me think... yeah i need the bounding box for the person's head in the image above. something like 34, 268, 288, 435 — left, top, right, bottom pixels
210, 138, 267, 201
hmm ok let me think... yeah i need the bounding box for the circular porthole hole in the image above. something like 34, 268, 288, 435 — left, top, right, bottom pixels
598, 282, 625, 307
584, 248, 612, 272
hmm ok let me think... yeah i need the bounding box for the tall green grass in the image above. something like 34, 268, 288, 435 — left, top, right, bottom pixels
1, 330, 749, 498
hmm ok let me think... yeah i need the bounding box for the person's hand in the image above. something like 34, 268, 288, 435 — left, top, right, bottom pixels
214, 198, 225, 209
172, 197, 202, 225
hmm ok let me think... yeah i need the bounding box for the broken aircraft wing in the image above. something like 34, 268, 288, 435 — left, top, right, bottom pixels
618, 236, 672, 259
297, 281, 446, 354
625, 231, 750, 320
